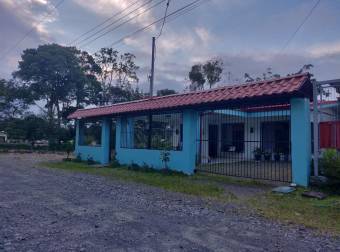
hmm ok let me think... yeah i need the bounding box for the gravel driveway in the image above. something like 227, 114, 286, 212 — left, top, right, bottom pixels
0, 153, 339, 251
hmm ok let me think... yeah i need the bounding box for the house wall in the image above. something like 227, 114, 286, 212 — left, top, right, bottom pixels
115, 110, 198, 174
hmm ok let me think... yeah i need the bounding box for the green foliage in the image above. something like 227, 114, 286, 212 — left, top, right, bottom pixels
74, 153, 82, 162
43, 161, 224, 198
188, 64, 205, 91
320, 149, 340, 179
203, 59, 223, 88
156, 89, 176, 96
188, 59, 223, 90
94, 48, 141, 105
87, 156, 95, 165
160, 151, 171, 169
250, 188, 340, 235
0, 79, 31, 119
13, 44, 101, 125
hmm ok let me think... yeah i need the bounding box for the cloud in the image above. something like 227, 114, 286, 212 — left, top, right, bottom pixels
72, 0, 155, 27
308, 41, 340, 58
195, 27, 214, 44
1, 0, 59, 39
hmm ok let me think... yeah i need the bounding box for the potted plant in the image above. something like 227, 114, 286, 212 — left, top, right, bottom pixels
274, 147, 281, 161
253, 147, 262, 161
160, 150, 171, 171
264, 151, 272, 161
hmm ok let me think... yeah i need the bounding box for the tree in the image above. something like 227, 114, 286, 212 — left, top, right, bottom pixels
73, 50, 102, 107
94, 48, 140, 105
244, 65, 313, 83
188, 64, 205, 91
157, 89, 176, 96
0, 79, 31, 119
188, 59, 224, 91
13, 44, 91, 126
203, 59, 223, 89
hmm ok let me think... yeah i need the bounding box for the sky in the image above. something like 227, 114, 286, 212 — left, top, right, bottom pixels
0, 0, 340, 93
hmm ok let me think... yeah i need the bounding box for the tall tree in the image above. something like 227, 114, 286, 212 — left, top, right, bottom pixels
203, 59, 223, 89
94, 48, 139, 105
13, 44, 90, 126
188, 64, 205, 91
188, 59, 223, 90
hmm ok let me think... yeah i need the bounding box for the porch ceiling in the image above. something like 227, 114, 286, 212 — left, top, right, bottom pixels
68, 73, 312, 120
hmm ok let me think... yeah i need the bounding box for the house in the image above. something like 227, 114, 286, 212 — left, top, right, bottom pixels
0, 131, 7, 143
68, 73, 338, 187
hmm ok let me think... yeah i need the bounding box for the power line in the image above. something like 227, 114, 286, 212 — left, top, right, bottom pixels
76, 0, 165, 48
0, 0, 65, 61
156, 0, 171, 39
280, 0, 321, 53
109, 0, 205, 48
68, 0, 140, 46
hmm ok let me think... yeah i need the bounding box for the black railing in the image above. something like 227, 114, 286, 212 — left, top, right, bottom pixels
196, 107, 292, 182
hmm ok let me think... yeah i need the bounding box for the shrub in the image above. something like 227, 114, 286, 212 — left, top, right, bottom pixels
87, 156, 95, 165
320, 149, 340, 179
74, 153, 82, 162
160, 151, 170, 170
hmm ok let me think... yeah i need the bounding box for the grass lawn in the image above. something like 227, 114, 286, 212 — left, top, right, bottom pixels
41, 161, 228, 199
249, 189, 340, 235
41, 161, 340, 235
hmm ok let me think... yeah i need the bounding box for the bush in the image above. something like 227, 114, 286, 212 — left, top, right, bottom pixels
320, 149, 340, 179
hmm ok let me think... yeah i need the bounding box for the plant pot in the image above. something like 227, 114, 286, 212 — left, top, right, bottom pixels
254, 154, 262, 161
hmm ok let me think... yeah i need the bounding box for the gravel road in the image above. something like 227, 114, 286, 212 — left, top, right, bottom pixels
0, 153, 339, 251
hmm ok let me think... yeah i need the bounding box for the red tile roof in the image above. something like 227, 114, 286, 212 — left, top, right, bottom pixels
68, 73, 312, 119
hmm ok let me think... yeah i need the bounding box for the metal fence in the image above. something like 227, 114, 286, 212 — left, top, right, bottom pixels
196, 105, 292, 182
314, 79, 340, 175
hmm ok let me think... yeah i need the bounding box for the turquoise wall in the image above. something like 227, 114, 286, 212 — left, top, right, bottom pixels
75, 118, 111, 164
290, 98, 311, 186
115, 110, 198, 174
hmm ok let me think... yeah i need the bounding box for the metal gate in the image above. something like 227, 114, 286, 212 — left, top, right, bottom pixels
196, 105, 292, 182
313, 79, 340, 175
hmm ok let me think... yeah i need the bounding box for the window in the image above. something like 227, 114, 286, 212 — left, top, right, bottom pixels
133, 116, 149, 149
121, 112, 183, 150
261, 121, 289, 153
151, 113, 182, 150
221, 123, 244, 152
79, 121, 102, 146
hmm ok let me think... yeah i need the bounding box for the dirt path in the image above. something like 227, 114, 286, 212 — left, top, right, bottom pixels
0, 153, 339, 251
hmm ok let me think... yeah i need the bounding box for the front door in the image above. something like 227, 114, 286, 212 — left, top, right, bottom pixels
208, 124, 218, 158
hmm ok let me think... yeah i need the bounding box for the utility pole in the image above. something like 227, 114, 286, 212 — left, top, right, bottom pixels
149, 36, 156, 97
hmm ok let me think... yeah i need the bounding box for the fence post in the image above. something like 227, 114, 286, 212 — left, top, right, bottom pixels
313, 81, 319, 177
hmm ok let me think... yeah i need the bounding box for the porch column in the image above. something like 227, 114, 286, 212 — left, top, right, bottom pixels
290, 98, 311, 186
115, 117, 122, 153
101, 117, 111, 164
182, 110, 198, 174
127, 117, 134, 148
74, 120, 83, 156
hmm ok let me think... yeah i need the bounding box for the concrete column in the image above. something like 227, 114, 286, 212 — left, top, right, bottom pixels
74, 120, 83, 156
100, 118, 111, 164
115, 117, 122, 153
182, 110, 198, 174
127, 117, 134, 148
290, 98, 311, 186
